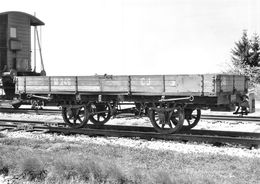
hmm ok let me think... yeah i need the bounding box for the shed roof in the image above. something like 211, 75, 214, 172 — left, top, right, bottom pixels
0, 11, 44, 26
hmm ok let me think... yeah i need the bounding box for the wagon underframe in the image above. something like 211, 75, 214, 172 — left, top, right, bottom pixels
19, 92, 225, 134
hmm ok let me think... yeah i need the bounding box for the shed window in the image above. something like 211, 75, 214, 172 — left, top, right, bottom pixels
10, 27, 17, 38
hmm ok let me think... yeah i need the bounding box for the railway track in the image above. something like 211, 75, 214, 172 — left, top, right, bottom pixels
1, 107, 260, 123
0, 119, 259, 148
0, 107, 59, 115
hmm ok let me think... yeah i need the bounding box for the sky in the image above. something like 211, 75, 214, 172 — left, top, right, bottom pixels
1, 0, 260, 76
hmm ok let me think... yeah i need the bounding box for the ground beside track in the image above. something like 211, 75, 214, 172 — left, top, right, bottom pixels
0, 113, 260, 183
0, 130, 260, 184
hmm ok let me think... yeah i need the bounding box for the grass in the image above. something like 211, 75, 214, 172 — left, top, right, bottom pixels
0, 132, 4, 138
0, 136, 259, 184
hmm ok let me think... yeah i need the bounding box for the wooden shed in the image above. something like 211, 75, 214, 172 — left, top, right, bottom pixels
0, 11, 44, 74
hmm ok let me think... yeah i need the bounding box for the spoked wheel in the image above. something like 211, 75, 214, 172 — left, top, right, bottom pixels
182, 108, 201, 131
148, 106, 184, 134
62, 105, 89, 128
89, 102, 111, 125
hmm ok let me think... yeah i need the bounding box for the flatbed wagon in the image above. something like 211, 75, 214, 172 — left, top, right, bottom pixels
15, 74, 248, 134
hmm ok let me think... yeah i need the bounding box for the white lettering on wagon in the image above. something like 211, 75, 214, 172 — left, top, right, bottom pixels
170, 80, 176, 87
53, 78, 72, 86
140, 78, 151, 86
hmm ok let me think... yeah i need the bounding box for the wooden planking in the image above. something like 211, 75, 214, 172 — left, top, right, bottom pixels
102, 76, 129, 92
131, 86, 163, 93
78, 76, 129, 92
165, 75, 202, 94
51, 77, 76, 86
219, 75, 234, 92
78, 76, 100, 86
50, 77, 76, 92
102, 85, 128, 92
26, 86, 49, 92
203, 74, 216, 95
15, 74, 248, 96
78, 86, 101, 92
234, 75, 246, 92
50, 86, 76, 92
25, 76, 49, 86
131, 75, 164, 93
215, 75, 246, 93
18, 77, 49, 93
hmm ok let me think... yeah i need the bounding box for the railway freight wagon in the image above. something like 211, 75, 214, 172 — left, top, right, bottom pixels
15, 74, 248, 134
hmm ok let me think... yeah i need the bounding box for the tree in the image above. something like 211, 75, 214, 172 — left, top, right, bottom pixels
250, 33, 260, 66
231, 30, 251, 67
231, 30, 260, 87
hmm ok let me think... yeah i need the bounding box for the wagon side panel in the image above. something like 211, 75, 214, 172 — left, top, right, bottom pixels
50, 77, 77, 92
234, 75, 247, 92
217, 75, 234, 93
26, 77, 49, 92
77, 76, 101, 92
16, 76, 50, 93
215, 75, 247, 94
77, 76, 129, 93
130, 75, 164, 94
203, 74, 217, 96
165, 75, 203, 96
102, 76, 129, 92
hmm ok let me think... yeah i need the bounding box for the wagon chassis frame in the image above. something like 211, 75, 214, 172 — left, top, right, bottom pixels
21, 91, 213, 134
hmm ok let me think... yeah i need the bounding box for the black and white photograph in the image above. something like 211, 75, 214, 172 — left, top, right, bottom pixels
0, 0, 259, 183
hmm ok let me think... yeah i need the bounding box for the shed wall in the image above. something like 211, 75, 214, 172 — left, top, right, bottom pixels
0, 14, 7, 71
7, 13, 31, 72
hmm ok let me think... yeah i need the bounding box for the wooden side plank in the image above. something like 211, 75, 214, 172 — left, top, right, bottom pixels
101, 76, 129, 92
203, 74, 216, 96
15, 74, 247, 97
131, 75, 164, 93
165, 75, 202, 94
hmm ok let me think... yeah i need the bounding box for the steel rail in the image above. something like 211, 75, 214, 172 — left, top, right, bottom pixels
0, 119, 259, 147
201, 114, 260, 122
45, 127, 260, 147
1, 107, 260, 123
0, 119, 259, 138
0, 108, 59, 115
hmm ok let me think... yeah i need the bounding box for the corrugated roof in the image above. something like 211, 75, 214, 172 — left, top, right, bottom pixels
0, 11, 44, 26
